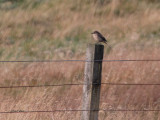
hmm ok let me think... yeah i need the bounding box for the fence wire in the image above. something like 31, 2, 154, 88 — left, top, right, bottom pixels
0, 59, 160, 63
0, 109, 159, 114
0, 83, 160, 89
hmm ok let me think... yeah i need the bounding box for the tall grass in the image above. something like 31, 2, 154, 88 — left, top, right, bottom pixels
0, 48, 160, 119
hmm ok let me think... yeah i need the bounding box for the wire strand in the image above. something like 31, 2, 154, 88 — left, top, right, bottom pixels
0, 59, 160, 63
101, 83, 160, 86
0, 109, 159, 114
0, 83, 84, 88
0, 83, 160, 89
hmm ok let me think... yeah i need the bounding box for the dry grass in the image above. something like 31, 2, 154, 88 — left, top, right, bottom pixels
0, 0, 160, 119
0, 48, 160, 120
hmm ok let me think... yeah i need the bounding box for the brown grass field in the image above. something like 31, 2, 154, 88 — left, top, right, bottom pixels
0, 0, 160, 120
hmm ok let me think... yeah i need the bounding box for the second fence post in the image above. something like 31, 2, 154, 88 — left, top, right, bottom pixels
81, 44, 104, 120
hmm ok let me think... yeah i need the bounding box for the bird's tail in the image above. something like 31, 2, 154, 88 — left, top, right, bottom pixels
104, 41, 112, 49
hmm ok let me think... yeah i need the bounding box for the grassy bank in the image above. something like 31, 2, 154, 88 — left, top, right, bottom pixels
0, 0, 160, 60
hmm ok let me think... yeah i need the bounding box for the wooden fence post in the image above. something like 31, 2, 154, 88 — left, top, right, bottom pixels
81, 44, 104, 120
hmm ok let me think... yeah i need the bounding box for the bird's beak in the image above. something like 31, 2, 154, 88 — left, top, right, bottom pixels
91, 32, 94, 34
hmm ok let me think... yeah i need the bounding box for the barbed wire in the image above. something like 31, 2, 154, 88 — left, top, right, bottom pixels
0, 109, 159, 114
0, 59, 160, 63
0, 82, 160, 89
0, 83, 84, 89
101, 83, 160, 86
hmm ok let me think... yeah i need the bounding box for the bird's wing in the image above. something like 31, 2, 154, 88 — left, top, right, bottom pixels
98, 33, 107, 42
102, 36, 107, 42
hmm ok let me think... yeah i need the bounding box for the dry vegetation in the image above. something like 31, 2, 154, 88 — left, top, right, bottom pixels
0, 0, 160, 120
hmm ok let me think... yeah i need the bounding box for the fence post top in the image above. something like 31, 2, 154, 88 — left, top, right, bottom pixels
87, 43, 104, 47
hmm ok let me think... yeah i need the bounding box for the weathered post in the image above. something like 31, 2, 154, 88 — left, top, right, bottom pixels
81, 44, 104, 120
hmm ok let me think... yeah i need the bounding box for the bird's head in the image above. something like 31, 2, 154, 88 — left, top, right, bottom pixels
91, 31, 100, 35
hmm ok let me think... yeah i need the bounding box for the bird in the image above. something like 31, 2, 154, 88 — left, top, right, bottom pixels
91, 31, 111, 48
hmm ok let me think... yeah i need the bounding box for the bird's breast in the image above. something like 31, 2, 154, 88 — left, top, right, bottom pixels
92, 34, 99, 42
